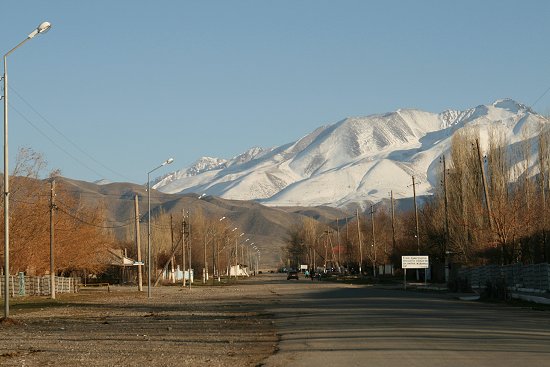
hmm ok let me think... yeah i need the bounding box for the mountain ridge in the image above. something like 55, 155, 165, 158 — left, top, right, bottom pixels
154, 99, 547, 209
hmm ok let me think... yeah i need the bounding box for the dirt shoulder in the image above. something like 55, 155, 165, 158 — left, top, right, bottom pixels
0, 277, 279, 367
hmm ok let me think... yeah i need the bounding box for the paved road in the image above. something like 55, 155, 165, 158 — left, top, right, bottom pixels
261, 276, 550, 367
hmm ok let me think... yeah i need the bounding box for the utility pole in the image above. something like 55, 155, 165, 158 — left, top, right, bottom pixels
539, 136, 547, 262
181, 209, 186, 287
203, 232, 207, 284
170, 214, 175, 283
543, 172, 548, 262
336, 218, 341, 270
235, 237, 238, 280
49, 180, 56, 300
412, 176, 421, 281
212, 231, 216, 284
324, 231, 329, 271
370, 205, 376, 277
345, 217, 349, 268
442, 156, 451, 283
412, 176, 420, 255
476, 139, 494, 230
134, 195, 143, 292
390, 191, 396, 252
442, 156, 450, 244
188, 211, 192, 289
356, 208, 363, 274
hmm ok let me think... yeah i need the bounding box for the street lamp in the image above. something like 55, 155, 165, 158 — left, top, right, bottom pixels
147, 157, 174, 298
256, 249, 260, 274
228, 227, 237, 277
235, 232, 244, 279
3, 21, 52, 320
248, 242, 255, 275
243, 238, 249, 267
215, 216, 226, 282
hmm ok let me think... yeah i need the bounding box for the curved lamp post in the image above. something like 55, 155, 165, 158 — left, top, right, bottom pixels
147, 157, 174, 298
3, 21, 52, 320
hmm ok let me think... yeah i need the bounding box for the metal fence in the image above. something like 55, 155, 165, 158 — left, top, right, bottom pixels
458, 263, 550, 291
0, 273, 79, 296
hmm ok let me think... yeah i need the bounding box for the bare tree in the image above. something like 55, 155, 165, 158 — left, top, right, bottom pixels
12, 147, 47, 178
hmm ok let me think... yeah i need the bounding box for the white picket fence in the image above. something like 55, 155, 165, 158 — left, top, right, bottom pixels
0, 274, 79, 296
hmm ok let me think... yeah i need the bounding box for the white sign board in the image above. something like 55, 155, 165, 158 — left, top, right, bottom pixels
402, 256, 429, 269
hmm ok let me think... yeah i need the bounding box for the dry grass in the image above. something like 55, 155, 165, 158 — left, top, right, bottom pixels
0, 278, 278, 367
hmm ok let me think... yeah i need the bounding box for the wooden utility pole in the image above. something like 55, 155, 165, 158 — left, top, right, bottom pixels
203, 232, 207, 284
543, 172, 548, 262
188, 211, 192, 289
356, 208, 363, 274
181, 209, 186, 287
235, 237, 238, 279
476, 139, 494, 230
412, 176, 420, 254
154, 236, 185, 286
336, 218, 341, 269
412, 176, 421, 281
170, 214, 175, 283
539, 136, 547, 262
134, 195, 143, 292
345, 217, 349, 267
442, 156, 450, 244
212, 232, 216, 283
370, 205, 376, 277
50, 180, 56, 300
442, 156, 451, 283
390, 191, 396, 252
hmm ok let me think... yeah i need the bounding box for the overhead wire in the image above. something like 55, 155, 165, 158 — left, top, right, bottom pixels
531, 85, 550, 110
9, 84, 134, 182
9, 103, 107, 178
55, 204, 133, 229
8, 186, 187, 230
55, 198, 134, 228
10, 194, 175, 231
54, 189, 177, 201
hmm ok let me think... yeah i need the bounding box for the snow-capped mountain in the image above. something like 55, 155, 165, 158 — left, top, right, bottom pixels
154, 99, 548, 208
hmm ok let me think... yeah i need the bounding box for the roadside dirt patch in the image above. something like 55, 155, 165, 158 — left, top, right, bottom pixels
0, 280, 278, 366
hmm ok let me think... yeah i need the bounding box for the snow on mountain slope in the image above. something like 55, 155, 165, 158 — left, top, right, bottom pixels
154, 99, 548, 208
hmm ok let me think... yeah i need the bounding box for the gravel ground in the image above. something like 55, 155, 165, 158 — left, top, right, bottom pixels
0, 277, 279, 367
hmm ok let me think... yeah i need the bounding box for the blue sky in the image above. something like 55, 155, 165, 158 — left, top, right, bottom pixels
2, 0, 550, 184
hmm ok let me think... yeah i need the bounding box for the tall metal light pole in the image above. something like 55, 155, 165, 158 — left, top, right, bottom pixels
214, 216, 225, 282
249, 243, 255, 274
2, 21, 51, 320
147, 157, 174, 298
229, 227, 237, 276
235, 232, 244, 279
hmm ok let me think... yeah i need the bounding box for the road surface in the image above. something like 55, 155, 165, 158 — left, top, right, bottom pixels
261, 275, 550, 367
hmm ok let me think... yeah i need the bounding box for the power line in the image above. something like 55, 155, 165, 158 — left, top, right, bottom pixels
55, 205, 133, 229
531, 85, 550, 110
9, 85, 133, 182
9, 103, 107, 178
55, 189, 174, 200
55, 199, 134, 228
11, 195, 172, 230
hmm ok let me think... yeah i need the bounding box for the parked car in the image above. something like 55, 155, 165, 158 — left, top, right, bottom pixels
287, 270, 299, 280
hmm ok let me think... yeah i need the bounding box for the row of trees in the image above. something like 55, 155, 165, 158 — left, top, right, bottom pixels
1, 148, 259, 281
428, 126, 550, 266
285, 124, 550, 276
0, 148, 113, 276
